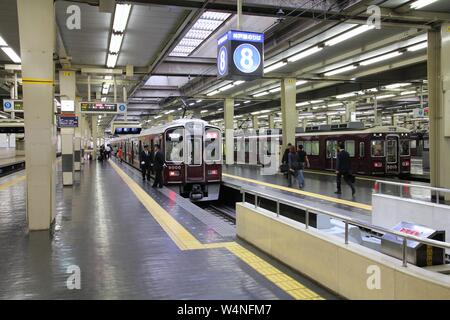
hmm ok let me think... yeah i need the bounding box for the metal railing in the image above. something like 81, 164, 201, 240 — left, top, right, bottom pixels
241, 188, 450, 267
375, 180, 450, 205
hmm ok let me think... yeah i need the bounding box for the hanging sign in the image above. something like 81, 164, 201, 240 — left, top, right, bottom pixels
217, 30, 264, 80
57, 115, 79, 128
79, 102, 127, 114
3, 99, 23, 112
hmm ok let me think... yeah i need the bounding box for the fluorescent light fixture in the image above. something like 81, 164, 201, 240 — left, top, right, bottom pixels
401, 90, 417, 96
1, 47, 21, 63
219, 83, 235, 92
234, 103, 240, 106
336, 92, 357, 99
164, 110, 175, 114
360, 51, 402, 66
189, 103, 195, 106
410, 0, 439, 9
104, 75, 113, 80
269, 87, 281, 93
244, 100, 251, 104
376, 94, 396, 100
113, 3, 132, 33
324, 65, 356, 76
310, 100, 324, 104
218, 108, 223, 111
177, 107, 182, 110
385, 83, 410, 89
296, 80, 308, 86
328, 103, 343, 107
325, 25, 374, 47
106, 53, 118, 68
253, 91, 269, 97
288, 46, 323, 62
201, 110, 208, 113
0, 36, 7, 47
196, 100, 202, 103
154, 115, 162, 119
109, 33, 124, 53
264, 61, 286, 73
169, 11, 231, 57
206, 90, 220, 96
234, 80, 245, 86
296, 102, 310, 107
407, 42, 427, 51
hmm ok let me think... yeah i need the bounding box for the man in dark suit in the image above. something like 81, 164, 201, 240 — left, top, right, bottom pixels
139, 145, 152, 181
152, 144, 164, 188
335, 142, 355, 196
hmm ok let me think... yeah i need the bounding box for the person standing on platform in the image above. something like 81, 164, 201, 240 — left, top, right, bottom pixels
296, 144, 310, 188
281, 142, 292, 179
117, 147, 123, 163
140, 145, 152, 181
288, 145, 300, 188
335, 142, 356, 196
152, 144, 164, 188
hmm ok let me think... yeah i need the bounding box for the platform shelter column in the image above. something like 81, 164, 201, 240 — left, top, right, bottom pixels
428, 23, 450, 199
268, 113, 275, 129
224, 97, 234, 165
281, 78, 297, 150
17, 0, 56, 230
345, 102, 356, 122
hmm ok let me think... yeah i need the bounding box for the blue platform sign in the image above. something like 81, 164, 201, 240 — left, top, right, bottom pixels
58, 115, 78, 128
217, 30, 264, 80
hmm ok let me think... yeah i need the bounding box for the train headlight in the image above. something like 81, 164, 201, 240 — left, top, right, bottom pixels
402, 160, 410, 167
208, 169, 218, 175
169, 170, 180, 177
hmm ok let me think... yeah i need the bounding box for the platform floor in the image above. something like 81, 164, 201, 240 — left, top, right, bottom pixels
0, 160, 336, 300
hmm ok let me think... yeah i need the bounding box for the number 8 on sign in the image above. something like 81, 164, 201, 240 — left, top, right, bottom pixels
218, 46, 228, 76
233, 43, 261, 74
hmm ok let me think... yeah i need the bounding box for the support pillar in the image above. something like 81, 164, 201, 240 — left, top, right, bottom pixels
428, 24, 450, 199
268, 114, 275, 129
92, 115, 98, 160
224, 98, 234, 165
252, 115, 259, 130
17, 0, 56, 230
327, 115, 333, 125
345, 102, 356, 122
281, 78, 297, 150
373, 97, 382, 126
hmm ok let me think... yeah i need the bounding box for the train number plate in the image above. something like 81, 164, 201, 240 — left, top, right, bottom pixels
386, 164, 397, 170
168, 165, 182, 170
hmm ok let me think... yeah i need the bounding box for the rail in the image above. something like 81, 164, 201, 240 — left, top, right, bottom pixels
240, 188, 450, 267
375, 180, 450, 205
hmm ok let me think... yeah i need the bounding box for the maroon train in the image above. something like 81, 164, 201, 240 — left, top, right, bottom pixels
233, 123, 412, 176
111, 119, 222, 201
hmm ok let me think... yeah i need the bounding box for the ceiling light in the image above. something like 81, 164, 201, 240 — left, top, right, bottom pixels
196, 100, 202, 103
336, 92, 357, 99
324, 65, 357, 76
325, 25, 374, 47
218, 108, 223, 111
269, 87, 281, 93
410, 0, 439, 10
104, 75, 113, 80
253, 91, 269, 97
400, 90, 417, 96
288, 46, 323, 63
177, 107, 182, 110
189, 103, 195, 106
154, 115, 162, 119
360, 51, 402, 66
328, 103, 343, 107
385, 83, 410, 89
113, 3, 132, 33
234, 80, 245, 86
244, 100, 251, 104
0, 36, 7, 47
376, 94, 396, 100
106, 53, 118, 68
109, 33, 124, 54
296, 102, 310, 107
1, 47, 21, 63
201, 110, 208, 113
296, 80, 308, 86
310, 100, 324, 104
234, 103, 240, 106
206, 90, 220, 96
407, 42, 427, 52
219, 83, 235, 92
264, 61, 286, 73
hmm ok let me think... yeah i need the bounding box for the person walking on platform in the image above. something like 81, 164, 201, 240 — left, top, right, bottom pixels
297, 144, 310, 188
281, 142, 292, 178
140, 145, 152, 181
288, 145, 301, 188
335, 142, 356, 196
117, 147, 123, 163
152, 144, 164, 188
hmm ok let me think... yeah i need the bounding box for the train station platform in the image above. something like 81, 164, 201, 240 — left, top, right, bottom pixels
0, 156, 25, 177
0, 159, 336, 300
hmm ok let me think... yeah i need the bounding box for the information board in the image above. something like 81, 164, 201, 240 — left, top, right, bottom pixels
80, 102, 127, 114
57, 115, 79, 128
217, 30, 264, 80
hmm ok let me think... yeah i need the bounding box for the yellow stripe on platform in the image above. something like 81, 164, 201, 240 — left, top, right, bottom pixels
223, 173, 372, 211
0, 175, 25, 191
109, 160, 323, 300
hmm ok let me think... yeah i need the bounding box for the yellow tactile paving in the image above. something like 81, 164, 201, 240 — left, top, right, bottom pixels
222, 173, 372, 211
109, 161, 324, 300
0, 175, 25, 191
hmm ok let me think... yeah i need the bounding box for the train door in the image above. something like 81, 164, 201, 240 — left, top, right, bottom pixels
185, 122, 205, 182
385, 134, 399, 174
326, 139, 338, 170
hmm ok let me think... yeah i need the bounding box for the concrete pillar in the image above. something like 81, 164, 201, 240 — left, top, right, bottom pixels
224, 98, 234, 165
373, 98, 382, 126
281, 78, 297, 150
17, 0, 56, 230
392, 115, 398, 126
59, 70, 76, 185
345, 102, 356, 122
327, 115, 333, 125
268, 114, 275, 129
252, 115, 259, 130
92, 115, 98, 160
302, 118, 308, 129
428, 25, 450, 198
74, 96, 82, 169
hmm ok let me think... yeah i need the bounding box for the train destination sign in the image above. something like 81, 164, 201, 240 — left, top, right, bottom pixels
2, 99, 24, 113
57, 115, 79, 128
80, 102, 127, 114
217, 30, 264, 80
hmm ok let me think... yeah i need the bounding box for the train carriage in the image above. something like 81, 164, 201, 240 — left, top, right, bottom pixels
110, 119, 222, 201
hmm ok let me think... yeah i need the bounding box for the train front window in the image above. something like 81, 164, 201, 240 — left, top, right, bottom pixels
400, 140, 410, 156
188, 137, 202, 165
165, 128, 184, 162
205, 128, 221, 162
371, 140, 385, 157
386, 140, 397, 163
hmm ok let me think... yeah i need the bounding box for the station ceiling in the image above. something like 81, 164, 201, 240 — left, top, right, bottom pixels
0, 0, 449, 129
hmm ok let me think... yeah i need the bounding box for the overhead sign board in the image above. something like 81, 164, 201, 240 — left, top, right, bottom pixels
3, 99, 23, 113
57, 115, 78, 128
413, 108, 429, 118
80, 102, 127, 114
61, 100, 75, 112
217, 30, 264, 80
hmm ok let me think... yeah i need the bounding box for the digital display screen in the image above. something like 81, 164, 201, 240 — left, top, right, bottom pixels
114, 127, 141, 135
57, 115, 78, 128
81, 102, 117, 113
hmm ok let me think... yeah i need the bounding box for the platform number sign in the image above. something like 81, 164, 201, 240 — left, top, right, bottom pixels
217, 30, 264, 80
118, 103, 127, 113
